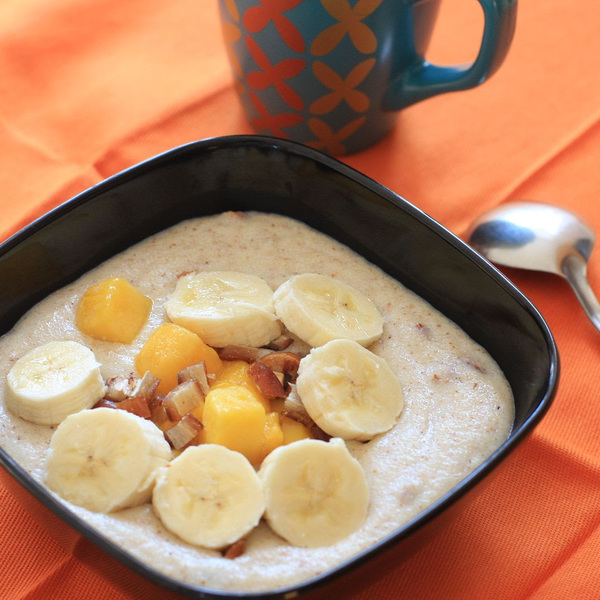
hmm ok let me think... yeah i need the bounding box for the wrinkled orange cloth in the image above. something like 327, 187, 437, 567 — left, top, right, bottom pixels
1, 1, 600, 599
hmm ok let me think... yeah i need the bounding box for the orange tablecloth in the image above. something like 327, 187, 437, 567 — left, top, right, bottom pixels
1, 1, 600, 599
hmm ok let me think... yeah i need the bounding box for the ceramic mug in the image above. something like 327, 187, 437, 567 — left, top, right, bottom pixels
218, 0, 517, 155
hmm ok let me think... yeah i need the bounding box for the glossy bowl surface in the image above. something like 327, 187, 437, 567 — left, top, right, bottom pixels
0, 135, 558, 599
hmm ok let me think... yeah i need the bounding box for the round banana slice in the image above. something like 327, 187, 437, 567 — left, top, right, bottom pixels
46, 407, 172, 513
165, 271, 282, 348
5, 340, 106, 426
296, 339, 404, 441
259, 438, 369, 547
272, 273, 383, 347
152, 444, 265, 549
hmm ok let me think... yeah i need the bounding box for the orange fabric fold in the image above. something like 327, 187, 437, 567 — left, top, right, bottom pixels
2, 1, 600, 599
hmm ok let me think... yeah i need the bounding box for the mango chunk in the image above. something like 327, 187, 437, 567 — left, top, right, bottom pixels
212, 360, 270, 411
202, 385, 266, 465
260, 411, 284, 461
135, 323, 222, 395
76, 277, 152, 343
280, 415, 312, 445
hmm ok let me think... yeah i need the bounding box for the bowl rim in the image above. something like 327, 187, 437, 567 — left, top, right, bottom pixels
0, 134, 560, 599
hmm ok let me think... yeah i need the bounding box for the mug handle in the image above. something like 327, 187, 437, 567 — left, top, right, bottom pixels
383, 0, 517, 110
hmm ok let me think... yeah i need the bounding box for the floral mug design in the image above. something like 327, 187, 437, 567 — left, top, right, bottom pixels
219, 0, 517, 155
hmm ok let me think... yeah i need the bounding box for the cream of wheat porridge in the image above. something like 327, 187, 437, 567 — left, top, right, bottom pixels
0, 211, 513, 593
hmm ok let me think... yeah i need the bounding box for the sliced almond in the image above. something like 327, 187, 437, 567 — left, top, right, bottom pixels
248, 361, 286, 400
259, 351, 301, 380
272, 371, 286, 386
217, 345, 259, 363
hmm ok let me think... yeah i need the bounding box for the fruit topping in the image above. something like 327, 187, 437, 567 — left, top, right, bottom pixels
5, 340, 105, 425
296, 339, 404, 441
45, 407, 171, 513
76, 277, 152, 344
152, 444, 265, 549
135, 322, 222, 395
202, 385, 267, 466
165, 271, 282, 347
259, 438, 369, 547
273, 273, 384, 347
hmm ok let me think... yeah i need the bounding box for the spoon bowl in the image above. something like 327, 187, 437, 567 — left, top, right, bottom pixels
467, 200, 600, 333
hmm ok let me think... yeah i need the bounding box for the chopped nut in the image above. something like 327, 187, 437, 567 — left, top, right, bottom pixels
248, 361, 287, 400
133, 371, 160, 399
177, 361, 210, 395
281, 386, 330, 442
117, 395, 152, 419
217, 345, 259, 363
163, 380, 206, 421
309, 424, 331, 442
272, 371, 285, 386
104, 375, 137, 402
280, 386, 311, 425
258, 351, 301, 380
223, 539, 245, 559
149, 397, 175, 431
164, 414, 203, 450
264, 335, 294, 351
93, 398, 118, 410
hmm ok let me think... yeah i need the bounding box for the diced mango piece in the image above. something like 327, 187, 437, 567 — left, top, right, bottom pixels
190, 403, 204, 423
76, 277, 152, 343
135, 323, 222, 395
280, 415, 312, 445
259, 411, 284, 461
212, 360, 270, 411
202, 385, 266, 465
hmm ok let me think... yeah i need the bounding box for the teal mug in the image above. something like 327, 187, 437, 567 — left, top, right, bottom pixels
218, 0, 517, 155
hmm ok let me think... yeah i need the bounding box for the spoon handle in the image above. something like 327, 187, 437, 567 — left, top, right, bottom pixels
561, 254, 600, 333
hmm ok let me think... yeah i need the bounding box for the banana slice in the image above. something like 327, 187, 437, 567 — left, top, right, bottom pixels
5, 340, 106, 426
259, 438, 369, 547
46, 407, 172, 513
152, 444, 265, 549
296, 339, 404, 441
165, 271, 282, 348
272, 273, 383, 347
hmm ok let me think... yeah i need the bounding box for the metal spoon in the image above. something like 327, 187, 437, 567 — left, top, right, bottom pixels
466, 200, 600, 333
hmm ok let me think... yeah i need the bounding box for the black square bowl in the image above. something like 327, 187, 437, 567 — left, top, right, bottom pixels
0, 136, 558, 599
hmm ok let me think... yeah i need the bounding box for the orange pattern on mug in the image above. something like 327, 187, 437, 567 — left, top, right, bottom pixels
310, 0, 382, 56
243, 0, 305, 53
307, 115, 367, 155
310, 58, 375, 115
223, 0, 240, 21
245, 36, 306, 110
219, 0, 516, 154
249, 91, 303, 138
221, 22, 243, 77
